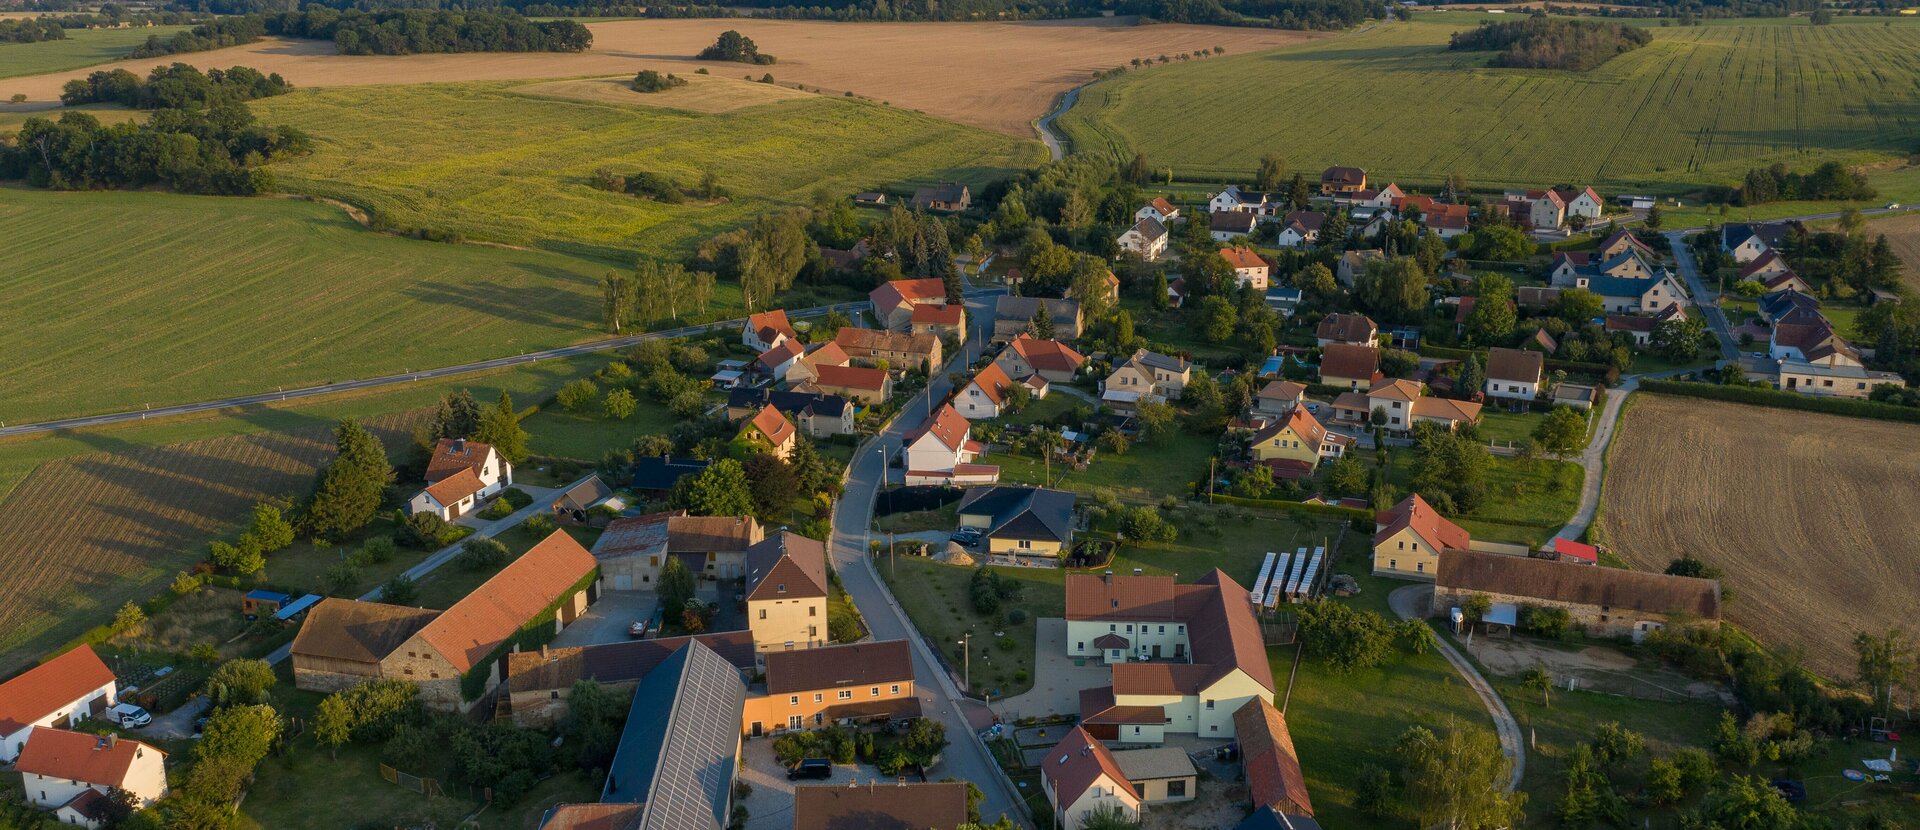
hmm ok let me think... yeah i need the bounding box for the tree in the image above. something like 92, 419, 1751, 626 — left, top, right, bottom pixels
1665, 555, 1721, 579
1465, 274, 1517, 343
198, 703, 281, 770
1355, 257, 1429, 322
241, 502, 295, 555
1645, 204, 1664, 230
1651, 315, 1709, 362
457, 536, 510, 571
1194, 295, 1237, 344
1687, 776, 1799, 830
658, 555, 696, 627
306, 419, 393, 540
1255, 153, 1287, 191
205, 659, 276, 708
210, 539, 264, 575
1394, 718, 1525, 830
674, 458, 754, 516
1296, 601, 1397, 673
602, 271, 635, 333
1030, 302, 1055, 340
1077, 804, 1140, 830
381, 574, 419, 606
1531, 406, 1585, 457
1589, 722, 1644, 771
1134, 401, 1176, 445
428, 390, 483, 442
743, 453, 798, 518
1234, 463, 1275, 499
1555, 287, 1604, 324
112, 600, 147, 634
557, 379, 598, 412
1556, 745, 1625, 828
1455, 354, 1484, 400
474, 392, 530, 463
1521, 665, 1552, 707
1412, 428, 1491, 513
1151, 271, 1169, 311
1119, 506, 1175, 542
699, 29, 773, 63
1855, 628, 1914, 716
1325, 455, 1367, 496
603, 388, 637, 420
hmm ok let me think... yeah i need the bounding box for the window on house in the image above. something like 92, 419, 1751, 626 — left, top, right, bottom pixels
758, 610, 767, 620
1169, 780, 1186, 797
777, 583, 786, 593
814, 694, 823, 703
871, 687, 880, 697
790, 696, 799, 706
890, 684, 901, 695
838, 690, 853, 700
809, 606, 817, 617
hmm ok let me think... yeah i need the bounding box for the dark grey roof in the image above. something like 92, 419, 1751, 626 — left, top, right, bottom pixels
994, 296, 1079, 325
1233, 806, 1324, 830
1760, 288, 1821, 318
1211, 211, 1258, 232
728, 387, 766, 410
631, 456, 710, 492
957, 486, 1075, 543
1131, 348, 1190, 373
602, 640, 746, 830
768, 390, 851, 419
555, 475, 614, 512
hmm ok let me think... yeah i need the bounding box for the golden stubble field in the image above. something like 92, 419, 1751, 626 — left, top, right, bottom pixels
1599, 394, 1920, 677
0, 18, 1316, 135
1870, 212, 1920, 295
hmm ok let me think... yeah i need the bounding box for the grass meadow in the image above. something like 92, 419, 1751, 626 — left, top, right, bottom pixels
1058, 13, 1920, 193
252, 80, 1047, 262
0, 25, 188, 81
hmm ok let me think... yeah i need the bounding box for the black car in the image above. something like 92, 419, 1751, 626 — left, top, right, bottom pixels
787, 759, 832, 781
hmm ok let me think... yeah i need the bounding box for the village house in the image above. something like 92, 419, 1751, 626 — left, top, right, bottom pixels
834, 326, 942, 372
588, 511, 679, 591
868, 278, 949, 331
761, 389, 856, 438
1423, 203, 1471, 238
1275, 211, 1325, 248
908, 303, 966, 344
1100, 349, 1191, 414
1372, 494, 1469, 580
1254, 380, 1307, 418
994, 296, 1082, 342
785, 342, 850, 387
1208, 185, 1273, 215
1067, 570, 1274, 742
957, 485, 1076, 562
743, 640, 918, 736
0, 645, 118, 764
738, 405, 798, 459
1605, 304, 1689, 347
743, 309, 798, 352
1319, 166, 1367, 196
1067, 269, 1123, 309
1317, 343, 1381, 390
1564, 186, 1605, 222
1315, 313, 1377, 348
1337, 249, 1386, 288
667, 514, 766, 580
1511, 189, 1565, 230
956, 362, 1016, 419
743, 532, 830, 655
502, 631, 755, 728
16, 729, 169, 822
1759, 288, 1821, 324
1349, 183, 1404, 209
995, 334, 1087, 383
792, 781, 969, 830
1135, 197, 1180, 225
1483, 347, 1544, 405
1736, 250, 1792, 284
754, 338, 808, 380
1118, 217, 1170, 261
1435, 549, 1722, 641
1042, 727, 1144, 830
291, 530, 598, 710
902, 404, 997, 486
408, 438, 513, 521
1721, 222, 1790, 264
910, 182, 969, 212
806, 364, 892, 405
1234, 697, 1316, 822
1549, 248, 1661, 286
1331, 378, 1481, 433
629, 455, 709, 498
1211, 210, 1259, 241
1249, 408, 1351, 479
1769, 306, 1904, 398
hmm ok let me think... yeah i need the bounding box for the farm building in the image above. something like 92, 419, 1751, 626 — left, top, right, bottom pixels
742, 640, 918, 736
1234, 696, 1314, 819
1434, 549, 1721, 641
793, 781, 968, 830
550, 475, 620, 524
0, 645, 118, 765
502, 631, 754, 729
834, 326, 943, 371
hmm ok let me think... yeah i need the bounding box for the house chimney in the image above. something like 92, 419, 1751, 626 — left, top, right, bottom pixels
105, 735, 116, 750
1103, 570, 1113, 584
541, 644, 549, 661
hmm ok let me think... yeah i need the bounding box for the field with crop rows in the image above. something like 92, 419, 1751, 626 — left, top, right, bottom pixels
252, 81, 1046, 262
0, 188, 629, 424
0, 24, 188, 81
1058, 14, 1920, 192
0, 413, 419, 676
1598, 394, 1920, 677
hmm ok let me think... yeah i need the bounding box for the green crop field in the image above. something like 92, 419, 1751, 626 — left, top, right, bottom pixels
253, 79, 1048, 262
0, 25, 189, 81
1058, 14, 1920, 193
0, 188, 622, 423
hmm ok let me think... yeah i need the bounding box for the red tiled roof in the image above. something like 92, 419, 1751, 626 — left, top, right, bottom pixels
1605, 314, 1657, 334
0, 646, 115, 734
1008, 335, 1086, 374
425, 438, 494, 483
15, 728, 163, 789
1069, 571, 1274, 696
1221, 246, 1269, 270
1148, 197, 1177, 216
1318, 343, 1380, 381
1041, 727, 1136, 806
747, 310, 797, 343
1373, 494, 1470, 552
744, 405, 797, 448
804, 342, 849, 368
1079, 686, 1165, 725
969, 363, 1015, 405
415, 531, 598, 672
1252, 407, 1328, 449
1234, 698, 1313, 817
424, 466, 486, 507
910, 303, 964, 326
869, 278, 948, 312
813, 363, 889, 392
755, 338, 806, 371
906, 404, 970, 451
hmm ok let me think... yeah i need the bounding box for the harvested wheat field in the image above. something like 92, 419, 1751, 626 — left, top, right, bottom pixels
0, 18, 1315, 135
1869, 213, 1920, 295
1599, 394, 1920, 676
0, 413, 418, 676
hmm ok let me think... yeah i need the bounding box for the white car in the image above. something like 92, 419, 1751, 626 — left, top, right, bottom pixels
109, 703, 152, 728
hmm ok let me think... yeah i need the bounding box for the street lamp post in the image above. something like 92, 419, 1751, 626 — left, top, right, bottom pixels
956, 632, 971, 695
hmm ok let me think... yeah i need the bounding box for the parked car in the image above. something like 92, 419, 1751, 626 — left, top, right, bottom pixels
627, 620, 648, 639
787, 759, 833, 781
950, 527, 982, 545
109, 703, 152, 728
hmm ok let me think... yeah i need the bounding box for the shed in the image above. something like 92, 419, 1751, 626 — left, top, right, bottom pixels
272, 593, 323, 622
242, 590, 292, 618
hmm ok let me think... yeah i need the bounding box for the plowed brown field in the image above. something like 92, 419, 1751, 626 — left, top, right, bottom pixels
1599, 394, 1920, 677
0, 414, 418, 676
0, 18, 1316, 135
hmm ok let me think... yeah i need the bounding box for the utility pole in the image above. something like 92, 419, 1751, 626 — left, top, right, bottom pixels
958, 632, 971, 694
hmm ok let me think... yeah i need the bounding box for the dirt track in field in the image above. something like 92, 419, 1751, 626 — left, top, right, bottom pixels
0, 414, 419, 676
0, 18, 1316, 135
1599, 395, 1920, 678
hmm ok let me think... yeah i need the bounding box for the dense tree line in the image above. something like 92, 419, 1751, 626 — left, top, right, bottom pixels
0, 16, 71, 42
1448, 15, 1651, 70
61, 63, 291, 107
0, 8, 216, 42
247, 0, 1380, 28
1736, 160, 1877, 205
263, 8, 591, 54
0, 103, 306, 194
1120, 0, 1383, 28
128, 14, 268, 57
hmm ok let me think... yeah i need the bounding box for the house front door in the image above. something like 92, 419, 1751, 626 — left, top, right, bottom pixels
751, 722, 763, 738
1174, 643, 1185, 658
1151, 645, 1161, 658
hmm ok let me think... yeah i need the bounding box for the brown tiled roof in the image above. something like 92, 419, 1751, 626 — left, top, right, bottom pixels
1065, 573, 1177, 620
1410, 396, 1481, 424
910, 303, 964, 326
869, 278, 947, 314
423, 466, 486, 507
747, 310, 797, 342
757, 339, 807, 371
0, 645, 115, 734
539, 804, 644, 830
1072, 570, 1274, 696
667, 515, 763, 553
1438, 549, 1721, 619
744, 532, 829, 602
813, 364, 889, 392
1234, 697, 1313, 816
1373, 494, 1470, 552
1425, 203, 1469, 230
1318, 343, 1380, 381
765, 640, 912, 695
905, 404, 970, 451
1222, 246, 1269, 270
835, 327, 939, 358
1041, 727, 1136, 807
1252, 407, 1328, 448
425, 438, 494, 483
1605, 314, 1658, 334
793, 781, 969, 830
805, 342, 850, 368
744, 405, 798, 448
291, 598, 439, 665
1147, 197, 1177, 216
1320, 166, 1365, 186
1737, 250, 1787, 280
1517, 286, 1563, 308
1281, 211, 1326, 233
1367, 378, 1422, 403
15, 728, 163, 789
1484, 347, 1543, 384
504, 631, 755, 693
1008, 335, 1087, 375
1258, 380, 1305, 402
416, 530, 597, 672
1315, 314, 1376, 345
1078, 686, 1165, 725
969, 362, 1015, 405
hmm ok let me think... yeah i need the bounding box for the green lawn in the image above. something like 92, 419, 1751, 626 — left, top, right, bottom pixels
524, 394, 678, 462
1382, 452, 1582, 547
1476, 410, 1544, 448
0, 25, 189, 80
986, 428, 1216, 505
253, 80, 1046, 263
1058, 13, 1920, 195
873, 500, 959, 534
998, 394, 1081, 428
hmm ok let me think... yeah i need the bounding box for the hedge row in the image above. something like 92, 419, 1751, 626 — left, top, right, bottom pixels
462, 566, 602, 701
1206, 493, 1373, 522
1638, 380, 1920, 424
